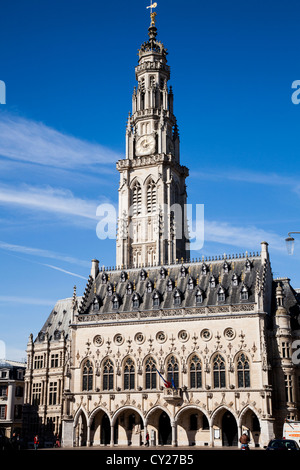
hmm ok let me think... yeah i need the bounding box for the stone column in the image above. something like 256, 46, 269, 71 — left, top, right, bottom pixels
6, 382, 14, 421
171, 420, 177, 447
110, 425, 115, 447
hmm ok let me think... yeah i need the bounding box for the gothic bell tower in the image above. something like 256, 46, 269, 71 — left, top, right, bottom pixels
116, 10, 189, 268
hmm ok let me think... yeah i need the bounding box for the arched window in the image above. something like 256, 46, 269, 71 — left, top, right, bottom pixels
145, 357, 157, 389
213, 354, 226, 388
132, 181, 142, 216
190, 355, 202, 388
237, 353, 250, 388
240, 286, 248, 301
124, 358, 135, 390
103, 359, 114, 390
147, 180, 156, 213
167, 355, 179, 388
82, 360, 93, 391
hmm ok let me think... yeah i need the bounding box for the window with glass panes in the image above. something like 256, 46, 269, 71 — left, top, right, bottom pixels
237, 353, 250, 388
167, 355, 179, 388
103, 359, 114, 390
190, 355, 202, 388
213, 354, 226, 388
124, 358, 135, 390
82, 360, 93, 391
145, 357, 157, 389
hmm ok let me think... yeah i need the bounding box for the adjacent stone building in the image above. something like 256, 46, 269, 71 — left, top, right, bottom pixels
0, 359, 26, 439
24, 12, 300, 448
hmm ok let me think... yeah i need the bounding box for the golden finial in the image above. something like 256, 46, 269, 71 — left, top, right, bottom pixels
218, 271, 221, 284
154, 278, 157, 288
113, 282, 116, 292
94, 284, 97, 294
147, 2, 158, 26
196, 274, 199, 285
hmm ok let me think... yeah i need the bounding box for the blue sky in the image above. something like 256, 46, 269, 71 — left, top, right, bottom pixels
1, 0, 300, 361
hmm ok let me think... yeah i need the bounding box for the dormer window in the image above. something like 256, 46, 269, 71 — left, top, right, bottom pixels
152, 291, 160, 308
245, 259, 251, 272
209, 276, 216, 288
217, 287, 225, 302
146, 280, 153, 293
174, 289, 182, 306
160, 267, 166, 279
167, 279, 173, 292
223, 262, 229, 274
132, 293, 140, 309
188, 277, 194, 290
101, 272, 108, 284
240, 286, 249, 301
195, 289, 203, 305
112, 294, 119, 310
201, 264, 208, 275
126, 282, 133, 295
180, 265, 186, 278
232, 274, 238, 287
140, 269, 147, 281
107, 284, 113, 296
92, 297, 100, 311
120, 271, 127, 282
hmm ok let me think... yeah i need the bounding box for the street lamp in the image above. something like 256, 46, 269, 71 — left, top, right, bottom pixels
285, 232, 300, 255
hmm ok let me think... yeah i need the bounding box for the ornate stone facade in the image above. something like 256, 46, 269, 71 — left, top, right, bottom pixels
23, 13, 300, 449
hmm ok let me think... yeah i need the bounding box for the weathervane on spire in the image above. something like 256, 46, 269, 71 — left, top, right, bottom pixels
147, 2, 158, 26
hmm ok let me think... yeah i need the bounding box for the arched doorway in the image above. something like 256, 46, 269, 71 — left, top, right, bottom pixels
74, 410, 88, 447
159, 412, 172, 445
222, 411, 238, 447
101, 414, 110, 445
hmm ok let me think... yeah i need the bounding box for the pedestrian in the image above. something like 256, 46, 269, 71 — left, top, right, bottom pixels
145, 432, 149, 447
239, 432, 250, 450
34, 435, 39, 450
55, 434, 60, 448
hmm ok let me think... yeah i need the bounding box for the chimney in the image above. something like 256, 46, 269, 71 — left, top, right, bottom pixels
260, 241, 269, 261
91, 259, 99, 280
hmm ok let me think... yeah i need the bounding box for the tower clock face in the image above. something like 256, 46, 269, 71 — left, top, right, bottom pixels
136, 134, 156, 156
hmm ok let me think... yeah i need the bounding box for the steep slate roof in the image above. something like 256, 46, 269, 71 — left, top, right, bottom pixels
78, 253, 265, 316
35, 297, 79, 343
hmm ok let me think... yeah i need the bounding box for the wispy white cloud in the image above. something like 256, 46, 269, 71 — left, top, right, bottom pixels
0, 296, 57, 306
43, 264, 88, 279
0, 184, 103, 222
190, 168, 300, 194
0, 240, 90, 268
203, 219, 286, 254
0, 112, 120, 169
